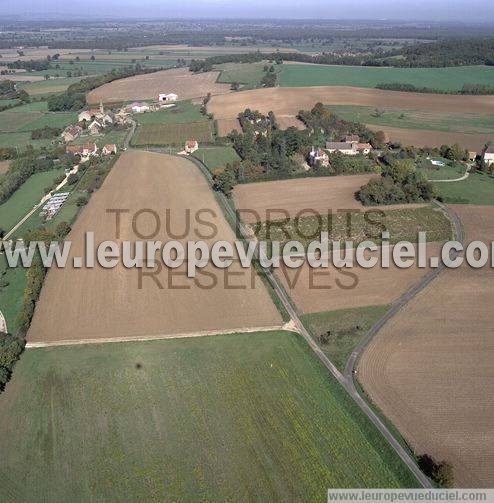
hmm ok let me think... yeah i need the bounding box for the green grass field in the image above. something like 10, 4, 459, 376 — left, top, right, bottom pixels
136, 101, 207, 125
301, 305, 389, 372
0, 254, 27, 330
133, 121, 213, 146
279, 64, 494, 91
71, 129, 127, 149
328, 105, 494, 135
216, 62, 281, 88
0, 331, 418, 500
17, 76, 88, 96
0, 168, 64, 232
0, 132, 52, 150
435, 171, 494, 204
417, 158, 466, 181
192, 146, 241, 171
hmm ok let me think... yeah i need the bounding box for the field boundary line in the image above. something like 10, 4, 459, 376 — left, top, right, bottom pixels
25, 324, 288, 349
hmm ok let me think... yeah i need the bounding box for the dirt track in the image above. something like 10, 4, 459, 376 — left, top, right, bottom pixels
358, 205, 494, 487
87, 68, 231, 104
27, 150, 281, 343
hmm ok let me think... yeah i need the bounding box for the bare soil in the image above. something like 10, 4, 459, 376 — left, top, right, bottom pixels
27, 150, 281, 343
87, 68, 231, 104
358, 204, 494, 487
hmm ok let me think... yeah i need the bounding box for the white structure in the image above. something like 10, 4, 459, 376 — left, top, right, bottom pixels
102, 144, 117, 156
41, 192, 70, 220
158, 93, 178, 102
78, 110, 92, 122
88, 120, 102, 135
130, 102, 150, 114
309, 147, 330, 167
484, 147, 494, 166
185, 140, 199, 154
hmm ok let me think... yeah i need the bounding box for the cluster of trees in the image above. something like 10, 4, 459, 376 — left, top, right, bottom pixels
358, 158, 436, 206
6, 59, 51, 71
376, 82, 494, 95
0, 155, 56, 204
260, 65, 278, 87
31, 126, 60, 140
418, 455, 454, 488
0, 332, 24, 391
0, 80, 29, 104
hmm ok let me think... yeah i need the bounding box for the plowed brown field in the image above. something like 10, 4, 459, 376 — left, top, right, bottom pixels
27, 151, 281, 343
87, 68, 231, 104
358, 205, 494, 487
366, 124, 493, 151
216, 118, 242, 136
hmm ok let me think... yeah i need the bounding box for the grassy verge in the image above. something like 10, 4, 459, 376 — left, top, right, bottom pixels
0, 331, 418, 500
301, 305, 390, 372
436, 171, 494, 204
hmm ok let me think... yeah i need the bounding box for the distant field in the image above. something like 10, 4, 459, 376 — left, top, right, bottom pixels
18, 76, 89, 96
192, 146, 240, 171
329, 105, 494, 135
0, 331, 418, 500
136, 101, 207, 125
280, 63, 494, 91
133, 121, 213, 146
0, 168, 64, 232
216, 62, 281, 88
0, 132, 51, 149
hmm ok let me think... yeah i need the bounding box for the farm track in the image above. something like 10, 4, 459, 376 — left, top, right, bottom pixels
25, 324, 287, 348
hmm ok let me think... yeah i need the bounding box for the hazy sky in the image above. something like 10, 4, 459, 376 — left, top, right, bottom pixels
1, 0, 494, 22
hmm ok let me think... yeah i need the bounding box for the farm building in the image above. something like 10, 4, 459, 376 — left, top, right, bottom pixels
88, 120, 102, 136
102, 144, 117, 156
61, 125, 82, 143
78, 110, 92, 123
309, 147, 330, 167
326, 142, 358, 155
344, 134, 360, 144
357, 143, 373, 155
66, 143, 98, 158
128, 102, 151, 114
158, 93, 178, 102
185, 140, 199, 154
484, 147, 494, 165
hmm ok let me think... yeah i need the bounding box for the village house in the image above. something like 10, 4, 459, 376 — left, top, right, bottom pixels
102, 144, 117, 156
158, 93, 178, 102
88, 120, 103, 136
128, 102, 151, 114
356, 142, 373, 155
309, 147, 330, 167
484, 146, 494, 166
61, 125, 83, 143
66, 143, 98, 158
78, 110, 92, 123
185, 140, 199, 154
326, 142, 358, 155
102, 112, 115, 126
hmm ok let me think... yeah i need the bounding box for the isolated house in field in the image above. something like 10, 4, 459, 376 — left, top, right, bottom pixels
309, 147, 330, 167
484, 147, 494, 166
325, 142, 358, 155
61, 125, 83, 143
102, 144, 117, 156
185, 140, 199, 154
158, 93, 178, 102
88, 120, 102, 135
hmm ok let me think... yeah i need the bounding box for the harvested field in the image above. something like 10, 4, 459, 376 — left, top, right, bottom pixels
366, 124, 494, 151
276, 116, 306, 130
87, 67, 231, 104
276, 242, 443, 314
208, 86, 494, 120
27, 150, 281, 344
216, 118, 242, 136
358, 205, 494, 487
0, 160, 10, 175
133, 121, 213, 146
233, 175, 426, 223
